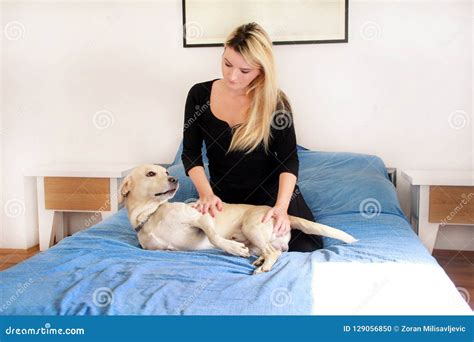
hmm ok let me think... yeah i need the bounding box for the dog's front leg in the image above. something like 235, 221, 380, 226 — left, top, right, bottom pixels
134, 202, 161, 227
194, 215, 250, 258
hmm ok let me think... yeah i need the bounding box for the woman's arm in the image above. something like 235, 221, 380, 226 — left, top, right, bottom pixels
181, 86, 213, 193
274, 172, 297, 212
181, 86, 214, 196
262, 102, 300, 235
181, 85, 205, 176
188, 166, 214, 197
181, 85, 222, 216
272, 106, 299, 211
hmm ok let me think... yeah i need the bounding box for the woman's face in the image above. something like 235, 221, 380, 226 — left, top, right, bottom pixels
221, 47, 261, 93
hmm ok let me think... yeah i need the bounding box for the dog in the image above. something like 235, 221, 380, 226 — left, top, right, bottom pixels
119, 164, 357, 274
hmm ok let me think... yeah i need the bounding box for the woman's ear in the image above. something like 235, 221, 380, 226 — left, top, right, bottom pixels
118, 175, 133, 204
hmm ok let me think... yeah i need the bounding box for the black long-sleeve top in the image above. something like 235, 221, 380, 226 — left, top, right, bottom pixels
181, 78, 299, 199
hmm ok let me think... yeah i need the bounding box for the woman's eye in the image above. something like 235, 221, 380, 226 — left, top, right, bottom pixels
242, 71, 249, 74
146, 171, 156, 177
225, 63, 231, 67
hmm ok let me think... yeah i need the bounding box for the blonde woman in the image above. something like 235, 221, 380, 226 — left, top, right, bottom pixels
181, 22, 321, 252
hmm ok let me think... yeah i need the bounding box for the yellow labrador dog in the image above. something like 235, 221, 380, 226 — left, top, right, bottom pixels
119, 164, 357, 274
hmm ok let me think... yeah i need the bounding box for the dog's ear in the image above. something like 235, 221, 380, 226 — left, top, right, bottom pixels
118, 175, 133, 204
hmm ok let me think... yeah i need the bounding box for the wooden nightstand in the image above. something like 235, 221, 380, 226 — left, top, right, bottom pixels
402, 170, 474, 253
24, 164, 135, 251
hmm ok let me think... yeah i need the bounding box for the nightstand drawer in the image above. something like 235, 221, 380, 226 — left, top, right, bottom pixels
429, 186, 474, 224
44, 177, 111, 211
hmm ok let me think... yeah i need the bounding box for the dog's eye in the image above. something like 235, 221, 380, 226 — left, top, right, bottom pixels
146, 171, 156, 177
165, 171, 169, 176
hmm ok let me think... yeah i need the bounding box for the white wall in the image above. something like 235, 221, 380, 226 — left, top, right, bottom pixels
0, 5, 3, 249
1, 0, 472, 250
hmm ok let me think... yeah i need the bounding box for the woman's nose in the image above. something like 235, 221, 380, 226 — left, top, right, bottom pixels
230, 70, 239, 81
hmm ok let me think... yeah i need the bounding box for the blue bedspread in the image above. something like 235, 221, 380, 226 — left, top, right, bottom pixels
0, 147, 439, 315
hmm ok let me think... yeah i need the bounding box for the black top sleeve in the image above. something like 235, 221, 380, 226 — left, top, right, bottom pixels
271, 98, 299, 180
181, 85, 204, 176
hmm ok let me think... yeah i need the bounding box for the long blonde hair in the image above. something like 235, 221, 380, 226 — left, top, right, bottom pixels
224, 22, 291, 155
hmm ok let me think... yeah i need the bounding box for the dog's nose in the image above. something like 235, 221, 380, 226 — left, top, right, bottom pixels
168, 176, 178, 183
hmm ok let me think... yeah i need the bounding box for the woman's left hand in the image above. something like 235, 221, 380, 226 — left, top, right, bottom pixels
261, 206, 291, 237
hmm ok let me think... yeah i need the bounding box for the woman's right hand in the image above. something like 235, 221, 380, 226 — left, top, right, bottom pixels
192, 193, 223, 218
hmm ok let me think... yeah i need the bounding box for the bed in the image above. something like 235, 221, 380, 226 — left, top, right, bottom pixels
0, 144, 471, 315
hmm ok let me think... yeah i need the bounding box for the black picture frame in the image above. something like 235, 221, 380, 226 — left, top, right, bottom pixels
182, 0, 349, 48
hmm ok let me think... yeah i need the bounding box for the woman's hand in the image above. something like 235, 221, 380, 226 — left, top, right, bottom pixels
192, 193, 223, 218
261, 206, 291, 237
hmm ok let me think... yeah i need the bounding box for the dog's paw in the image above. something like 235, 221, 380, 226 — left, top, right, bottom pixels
252, 256, 265, 267
225, 240, 250, 258
253, 264, 272, 275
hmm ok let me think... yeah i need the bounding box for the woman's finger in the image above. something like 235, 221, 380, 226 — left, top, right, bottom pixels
274, 218, 283, 231
208, 205, 215, 218
267, 210, 275, 223
278, 219, 288, 235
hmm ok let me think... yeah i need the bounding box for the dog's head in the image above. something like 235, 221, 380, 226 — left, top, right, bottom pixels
118, 164, 179, 206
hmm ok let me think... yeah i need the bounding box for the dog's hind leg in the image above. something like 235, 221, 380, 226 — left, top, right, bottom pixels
241, 216, 281, 274
194, 214, 250, 258
253, 244, 281, 274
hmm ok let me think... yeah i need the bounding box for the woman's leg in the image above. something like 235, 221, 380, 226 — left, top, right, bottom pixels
286, 187, 323, 252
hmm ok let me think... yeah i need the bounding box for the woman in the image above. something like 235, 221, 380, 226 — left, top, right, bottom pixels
181, 22, 322, 252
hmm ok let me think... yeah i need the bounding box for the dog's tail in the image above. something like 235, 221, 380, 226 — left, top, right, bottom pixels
288, 216, 357, 244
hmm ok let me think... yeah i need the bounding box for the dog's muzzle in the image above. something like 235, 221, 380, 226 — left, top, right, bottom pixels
154, 178, 179, 196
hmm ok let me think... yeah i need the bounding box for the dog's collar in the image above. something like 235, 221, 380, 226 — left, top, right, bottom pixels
133, 206, 161, 233
134, 221, 146, 233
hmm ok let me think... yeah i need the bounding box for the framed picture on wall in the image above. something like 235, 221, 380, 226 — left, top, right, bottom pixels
182, 0, 349, 48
